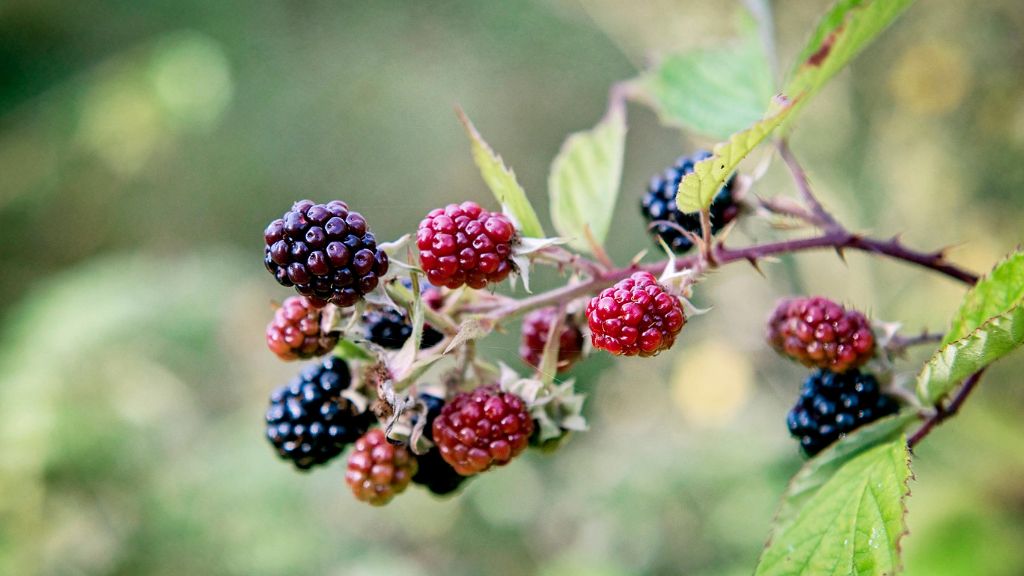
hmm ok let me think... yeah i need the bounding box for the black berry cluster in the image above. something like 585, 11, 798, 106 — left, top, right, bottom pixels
639, 151, 739, 253
786, 369, 899, 456
264, 200, 389, 307
363, 307, 445, 350
265, 356, 374, 469
411, 393, 469, 495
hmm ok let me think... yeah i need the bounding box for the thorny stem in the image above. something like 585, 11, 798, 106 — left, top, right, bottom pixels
887, 329, 944, 354
777, 139, 843, 234
907, 369, 986, 450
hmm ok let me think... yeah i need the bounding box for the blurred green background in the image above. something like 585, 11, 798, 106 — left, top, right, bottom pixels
2, 0, 1023, 574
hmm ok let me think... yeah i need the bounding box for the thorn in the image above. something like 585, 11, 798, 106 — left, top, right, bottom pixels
746, 257, 766, 277
834, 246, 847, 264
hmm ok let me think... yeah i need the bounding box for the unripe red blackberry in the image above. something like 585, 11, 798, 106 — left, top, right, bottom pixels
411, 393, 468, 495
345, 429, 417, 506
519, 307, 585, 373
266, 296, 339, 360
640, 151, 739, 254
432, 385, 533, 476
767, 296, 875, 373
787, 369, 900, 457
586, 271, 686, 357
264, 200, 389, 307
265, 356, 374, 470
416, 201, 516, 289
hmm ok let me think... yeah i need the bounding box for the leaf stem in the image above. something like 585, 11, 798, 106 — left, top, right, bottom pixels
907, 369, 986, 450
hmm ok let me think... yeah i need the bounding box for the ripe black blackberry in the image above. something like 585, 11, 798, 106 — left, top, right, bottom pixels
265, 356, 374, 470
786, 369, 900, 457
639, 151, 739, 253
411, 393, 469, 495
264, 200, 389, 307
363, 307, 445, 350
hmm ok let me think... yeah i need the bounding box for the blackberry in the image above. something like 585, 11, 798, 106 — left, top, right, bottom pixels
362, 307, 445, 350
767, 296, 876, 373
432, 385, 533, 476
345, 429, 417, 506
586, 271, 686, 356
265, 296, 339, 361
264, 199, 389, 307
411, 393, 469, 495
519, 307, 585, 373
639, 151, 739, 253
787, 369, 900, 457
417, 201, 516, 289
264, 356, 374, 470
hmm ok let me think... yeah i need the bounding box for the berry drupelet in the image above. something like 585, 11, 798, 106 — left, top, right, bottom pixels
411, 393, 468, 495
586, 271, 686, 357
767, 296, 876, 373
264, 200, 389, 307
519, 307, 585, 373
345, 429, 418, 506
362, 307, 445, 350
432, 385, 533, 476
265, 356, 374, 470
787, 369, 900, 457
640, 151, 740, 254
417, 201, 516, 289
265, 296, 339, 361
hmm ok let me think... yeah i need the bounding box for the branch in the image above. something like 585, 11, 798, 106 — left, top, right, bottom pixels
907, 369, 986, 450
777, 140, 843, 233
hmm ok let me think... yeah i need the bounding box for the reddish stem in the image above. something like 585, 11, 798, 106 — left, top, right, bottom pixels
907, 369, 986, 450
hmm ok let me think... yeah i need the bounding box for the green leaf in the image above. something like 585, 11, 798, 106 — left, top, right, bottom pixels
916, 305, 1024, 405
943, 250, 1024, 345
333, 339, 372, 361
783, 0, 915, 125
548, 102, 627, 253
756, 439, 911, 576
676, 96, 796, 212
456, 108, 545, 239
772, 412, 916, 530
629, 18, 774, 139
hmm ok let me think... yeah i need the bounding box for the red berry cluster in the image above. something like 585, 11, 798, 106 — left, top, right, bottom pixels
767, 296, 875, 373
345, 429, 417, 506
265, 296, 339, 360
519, 307, 584, 373
432, 385, 534, 476
586, 271, 686, 356
417, 201, 516, 289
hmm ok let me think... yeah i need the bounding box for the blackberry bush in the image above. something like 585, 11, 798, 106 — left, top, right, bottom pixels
264, 200, 389, 307
640, 151, 739, 254
786, 369, 900, 457
264, 356, 373, 470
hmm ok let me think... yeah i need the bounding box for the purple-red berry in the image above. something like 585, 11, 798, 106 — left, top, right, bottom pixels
416, 201, 516, 289
264, 200, 389, 307
586, 271, 686, 357
345, 429, 417, 506
266, 296, 339, 360
432, 385, 533, 476
767, 296, 875, 373
519, 307, 585, 373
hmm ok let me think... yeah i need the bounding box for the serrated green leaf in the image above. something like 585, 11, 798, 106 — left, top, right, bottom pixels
457, 109, 544, 239
783, 0, 915, 127
916, 305, 1024, 405
943, 250, 1024, 345
548, 103, 627, 253
676, 96, 796, 212
630, 18, 774, 139
756, 439, 911, 576
772, 412, 916, 530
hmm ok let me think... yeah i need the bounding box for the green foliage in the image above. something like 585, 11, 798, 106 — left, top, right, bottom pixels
548, 103, 627, 253
675, 97, 796, 212
629, 18, 774, 139
457, 108, 545, 239
756, 439, 911, 576
943, 250, 1024, 345
917, 250, 1024, 404
782, 0, 916, 131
